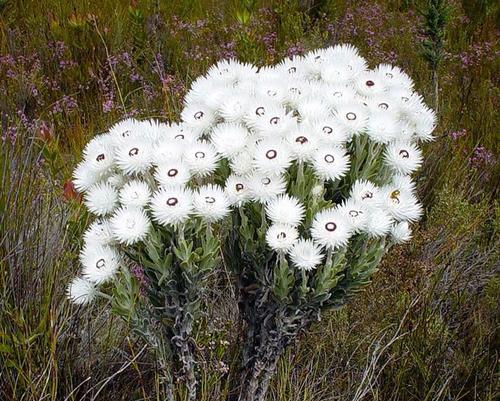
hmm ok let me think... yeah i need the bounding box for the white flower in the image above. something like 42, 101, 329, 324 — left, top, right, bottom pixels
119, 180, 151, 208
153, 140, 186, 165
374, 64, 414, 90
161, 123, 199, 144
338, 199, 368, 232
80, 245, 120, 284
84, 182, 118, 216
349, 179, 380, 207
83, 219, 114, 247
333, 101, 368, 135
218, 95, 249, 122
73, 161, 100, 193
254, 78, 287, 103
354, 71, 386, 97
184, 141, 220, 177
250, 105, 296, 138
67, 277, 97, 305
391, 174, 416, 193
322, 84, 357, 108
253, 139, 292, 175
265, 194, 305, 227
106, 173, 126, 189
110, 207, 150, 245
286, 127, 320, 163
210, 123, 249, 158
193, 184, 230, 223
229, 150, 254, 176
244, 98, 282, 129
225, 174, 251, 206
311, 208, 354, 250
364, 208, 393, 237
412, 106, 436, 142
384, 141, 423, 174
150, 186, 193, 227
107, 118, 142, 145
311, 146, 350, 181
265, 224, 299, 252
379, 187, 423, 222
83, 136, 115, 175
311, 118, 351, 146
247, 173, 287, 203
154, 160, 191, 187
391, 221, 412, 243
115, 139, 153, 175
366, 111, 400, 144
289, 239, 324, 271
296, 96, 331, 121
181, 103, 216, 137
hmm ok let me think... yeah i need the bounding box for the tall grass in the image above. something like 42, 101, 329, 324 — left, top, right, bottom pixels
0, 0, 498, 400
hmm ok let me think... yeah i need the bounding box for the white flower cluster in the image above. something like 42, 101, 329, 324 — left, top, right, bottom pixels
68, 44, 435, 303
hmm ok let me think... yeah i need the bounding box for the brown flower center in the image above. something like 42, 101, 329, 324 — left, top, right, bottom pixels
255, 106, 265, 116
129, 147, 139, 157
323, 126, 333, 134
96, 153, 105, 162
167, 168, 178, 177
96, 258, 105, 269
194, 111, 204, 120
399, 150, 410, 158
174, 134, 185, 140
266, 149, 277, 159
324, 154, 335, 163
295, 136, 308, 144
270, 116, 280, 125
325, 222, 337, 232
277, 232, 287, 239
195, 151, 205, 159
205, 196, 216, 204
235, 183, 244, 192
366, 80, 375, 87
261, 177, 271, 185
378, 102, 389, 110
288, 67, 296, 73
346, 112, 357, 120
362, 191, 373, 200
167, 197, 178, 206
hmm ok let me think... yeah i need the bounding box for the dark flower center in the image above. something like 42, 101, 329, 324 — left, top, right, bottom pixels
167, 197, 178, 206
386, 72, 393, 78
366, 80, 375, 87
167, 168, 178, 177
277, 232, 287, 239
324, 154, 335, 163
346, 112, 357, 120
333, 91, 342, 98
323, 126, 333, 134
129, 147, 139, 156
255, 106, 265, 116
267, 90, 277, 97
205, 196, 216, 204
288, 67, 296, 73
194, 111, 204, 120
261, 177, 271, 185
399, 150, 410, 158
236, 183, 244, 191
270, 116, 280, 125
175, 134, 185, 140
362, 191, 373, 200
349, 210, 362, 217
121, 130, 131, 137
379, 102, 389, 110
266, 149, 277, 159
96, 258, 105, 269
325, 222, 337, 232
295, 136, 308, 144
195, 151, 205, 159
96, 153, 105, 162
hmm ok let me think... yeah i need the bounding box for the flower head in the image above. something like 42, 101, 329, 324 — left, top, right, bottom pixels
311, 209, 354, 250
265, 194, 305, 227
289, 239, 324, 271
150, 186, 193, 227
110, 207, 151, 245
67, 277, 97, 305
311, 146, 350, 181
84, 182, 118, 216
119, 180, 151, 208
193, 184, 230, 223
265, 224, 299, 252
80, 245, 120, 284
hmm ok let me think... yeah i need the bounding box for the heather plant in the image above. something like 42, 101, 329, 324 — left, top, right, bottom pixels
68, 44, 435, 400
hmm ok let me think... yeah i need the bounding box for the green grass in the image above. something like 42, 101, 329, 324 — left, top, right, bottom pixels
0, 0, 498, 400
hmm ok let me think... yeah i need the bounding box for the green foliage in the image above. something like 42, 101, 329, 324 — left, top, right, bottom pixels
420, 0, 451, 70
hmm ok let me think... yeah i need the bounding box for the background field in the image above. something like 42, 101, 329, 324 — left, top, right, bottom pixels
0, 0, 498, 400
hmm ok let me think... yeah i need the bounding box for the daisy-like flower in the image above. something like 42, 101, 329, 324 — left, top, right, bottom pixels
296, 97, 331, 121
83, 136, 115, 175
84, 182, 118, 216
282, 79, 311, 108
265, 194, 305, 227
218, 95, 249, 122
254, 78, 287, 103
391, 174, 416, 193
384, 141, 423, 175
184, 141, 220, 177
229, 150, 254, 176
193, 184, 230, 223
250, 105, 296, 138
153, 140, 186, 165
412, 105, 436, 142
265, 224, 299, 252
247, 173, 287, 203
364, 208, 393, 237
225, 174, 251, 206
181, 103, 216, 137
350, 179, 380, 207
366, 111, 400, 144
391, 221, 412, 243
354, 71, 386, 97
115, 139, 153, 175
80, 245, 120, 284
107, 118, 141, 145
289, 239, 324, 271
374, 64, 414, 91
119, 180, 151, 208
243, 98, 282, 129
338, 199, 368, 232
150, 186, 193, 227
161, 123, 199, 144
286, 127, 319, 163
73, 161, 100, 193
322, 84, 357, 108
110, 207, 150, 245
154, 160, 191, 187
379, 187, 423, 222
311, 208, 354, 250
311, 118, 351, 146
311, 146, 350, 181
83, 219, 114, 247
333, 101, 368, 135
278, 55, 307, 79
67, 277, 97, 305
253, 139, 292, 175
210, 123, 249, 158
